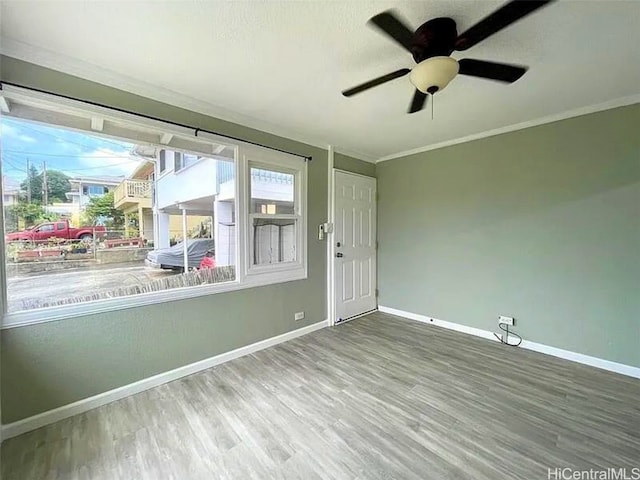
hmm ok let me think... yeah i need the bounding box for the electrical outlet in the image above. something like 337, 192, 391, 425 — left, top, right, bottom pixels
498, 315, 514, 326
294, 312, 305, 321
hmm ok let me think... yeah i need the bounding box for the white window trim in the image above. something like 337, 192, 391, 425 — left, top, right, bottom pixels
0, 89, 309, 329
157, 150, 170, 179
174, 152, 209, 175
1, 273, 306, 329
243, 152, 307, 281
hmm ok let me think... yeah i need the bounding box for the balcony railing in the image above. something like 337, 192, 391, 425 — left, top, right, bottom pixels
250, 168, 294, 184
114, 179, 152, 205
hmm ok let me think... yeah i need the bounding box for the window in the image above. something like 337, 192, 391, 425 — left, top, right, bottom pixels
37, 223, 54, 232
159, 150, 166, 174
250, 167, 297, 265
253, 218, 296, 264
0, 92, 306, 326
83, 185, 107, 196
244, 151, 306, 281
174, 152, 199, 172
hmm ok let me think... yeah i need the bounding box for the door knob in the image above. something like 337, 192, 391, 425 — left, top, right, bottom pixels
336, 252, 344, 258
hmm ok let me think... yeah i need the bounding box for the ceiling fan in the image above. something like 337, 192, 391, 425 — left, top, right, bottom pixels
342, 0, 554, 114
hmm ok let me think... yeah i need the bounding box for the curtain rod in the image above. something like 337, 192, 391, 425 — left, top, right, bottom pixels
0, 81, 312, 161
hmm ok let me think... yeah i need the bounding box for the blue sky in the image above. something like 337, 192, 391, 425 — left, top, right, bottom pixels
1, 117, 140, 184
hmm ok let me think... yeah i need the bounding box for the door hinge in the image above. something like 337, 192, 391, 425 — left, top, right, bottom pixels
375, 289, 379, 297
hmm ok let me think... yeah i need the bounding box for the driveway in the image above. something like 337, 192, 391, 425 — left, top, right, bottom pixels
6, 262, 178, 313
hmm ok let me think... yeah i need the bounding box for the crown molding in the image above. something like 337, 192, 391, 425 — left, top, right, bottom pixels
377, 94, 640, 163
332, 146, 377, 163
0, 38, 353, 158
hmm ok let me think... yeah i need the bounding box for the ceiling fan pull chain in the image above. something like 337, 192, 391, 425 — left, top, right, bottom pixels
431, 94, 434, 120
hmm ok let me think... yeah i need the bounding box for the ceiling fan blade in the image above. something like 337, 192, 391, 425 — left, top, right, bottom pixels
458, 59, 527, 83
408, 89, 428, 114
368, 11, 415, 52
342, 69, 411, 97
455, 0, 554, 51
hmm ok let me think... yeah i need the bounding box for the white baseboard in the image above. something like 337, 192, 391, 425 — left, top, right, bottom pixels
1, 319, 329, 442
378, 306, 640, 380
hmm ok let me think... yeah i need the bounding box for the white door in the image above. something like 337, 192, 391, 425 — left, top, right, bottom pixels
334, 171, 377, 323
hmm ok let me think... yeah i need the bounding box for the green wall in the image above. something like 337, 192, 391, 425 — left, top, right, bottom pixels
0, 56, 354, 423
334, 152, 376, 177
377, 104, 640, 368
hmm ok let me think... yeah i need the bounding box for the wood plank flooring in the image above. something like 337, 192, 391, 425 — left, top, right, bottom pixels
2, 312, 639, 479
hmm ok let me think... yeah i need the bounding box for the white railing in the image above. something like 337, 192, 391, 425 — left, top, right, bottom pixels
251, 168, 294, 184
114, 179, 152, 203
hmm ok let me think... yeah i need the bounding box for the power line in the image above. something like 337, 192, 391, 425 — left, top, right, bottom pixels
2, 154, 135, 176
1, 156, 27, 173
2, 149, 135, 159
1, 167, 26, 173
50, 163, 135, 173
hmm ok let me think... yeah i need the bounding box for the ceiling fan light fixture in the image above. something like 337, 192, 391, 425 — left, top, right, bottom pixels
409, 56, 459, 94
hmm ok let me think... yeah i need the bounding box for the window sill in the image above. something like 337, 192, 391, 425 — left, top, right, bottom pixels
1, 269, 307, 329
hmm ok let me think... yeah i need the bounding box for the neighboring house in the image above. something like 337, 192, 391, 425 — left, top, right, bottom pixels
154, 150, 222, 253
152, 148, 294, 267
114, 155, 209, 244
113, 161, 154, 241
2, 175, 20, 206
114, 147, 295, 262
65, 175, 123, 209
2, 175, 83, 225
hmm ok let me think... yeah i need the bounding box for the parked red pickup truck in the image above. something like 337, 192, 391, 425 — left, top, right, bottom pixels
5, 220, 106, 242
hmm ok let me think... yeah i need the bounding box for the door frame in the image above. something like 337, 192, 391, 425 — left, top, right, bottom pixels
327, 148, 336, 326
328, 163, 377, 327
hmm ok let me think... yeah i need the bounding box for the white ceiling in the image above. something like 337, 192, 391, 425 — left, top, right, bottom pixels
1, 1, 639, 161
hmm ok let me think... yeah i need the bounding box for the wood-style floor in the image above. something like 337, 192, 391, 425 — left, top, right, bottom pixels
2, 312, 639, 479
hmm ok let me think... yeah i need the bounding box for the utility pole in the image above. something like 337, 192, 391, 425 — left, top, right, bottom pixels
42, 160, 48, 206
26, 158, 31, 203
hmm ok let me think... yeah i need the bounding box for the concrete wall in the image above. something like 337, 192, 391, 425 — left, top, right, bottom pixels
377, 104, 640, 368
97, 247, 151, 264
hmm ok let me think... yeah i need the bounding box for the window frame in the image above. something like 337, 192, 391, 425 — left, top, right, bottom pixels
85, 184, 107, 196
174, 152, 202, 174
36, 223, 54, 232
248, 163, 300, 269
0, 92, 308, 328
158, 150, 167, 176
241, 148, 307, 284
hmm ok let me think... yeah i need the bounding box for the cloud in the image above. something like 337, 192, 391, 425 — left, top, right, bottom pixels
1, 123, 37, 143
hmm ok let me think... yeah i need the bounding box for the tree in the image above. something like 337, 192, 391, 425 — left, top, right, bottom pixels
20, 169, 71, 205
4, 202, 59, 231
83, 191, 124, 228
